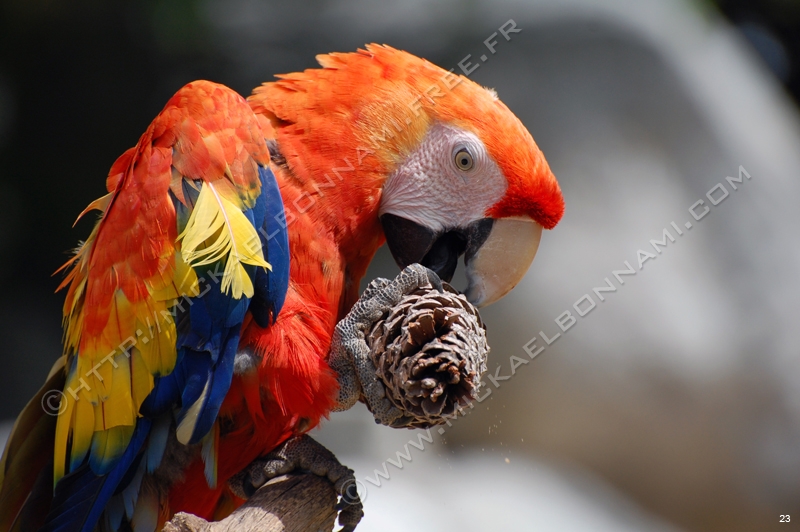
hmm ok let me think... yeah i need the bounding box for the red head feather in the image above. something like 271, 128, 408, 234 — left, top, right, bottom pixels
249, 44, 564, 231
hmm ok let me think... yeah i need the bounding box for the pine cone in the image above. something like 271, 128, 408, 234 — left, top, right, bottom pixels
366, 283, 489, 428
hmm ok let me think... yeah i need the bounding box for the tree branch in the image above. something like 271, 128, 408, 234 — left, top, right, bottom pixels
162, 473, 338, 532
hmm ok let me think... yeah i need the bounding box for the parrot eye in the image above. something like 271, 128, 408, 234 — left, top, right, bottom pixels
454, 148, 474, 171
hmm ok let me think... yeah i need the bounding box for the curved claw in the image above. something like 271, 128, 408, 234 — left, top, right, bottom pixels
423, 266, 444, 293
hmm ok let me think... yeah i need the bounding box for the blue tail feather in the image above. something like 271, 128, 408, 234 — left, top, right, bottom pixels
40, 419, 152, 532
144, 414, 171, 474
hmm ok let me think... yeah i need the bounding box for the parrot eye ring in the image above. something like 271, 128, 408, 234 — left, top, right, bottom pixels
454, 148, 474, 171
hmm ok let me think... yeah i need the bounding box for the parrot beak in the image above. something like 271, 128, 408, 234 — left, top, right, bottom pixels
380, 215, 542, 307
463, 218, 542, 307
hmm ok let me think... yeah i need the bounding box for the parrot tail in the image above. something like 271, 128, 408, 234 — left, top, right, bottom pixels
0, 357, 65, 532
39, 419, 152, 532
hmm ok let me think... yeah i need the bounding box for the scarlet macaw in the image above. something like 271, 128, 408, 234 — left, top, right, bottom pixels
0, 45, 564, 532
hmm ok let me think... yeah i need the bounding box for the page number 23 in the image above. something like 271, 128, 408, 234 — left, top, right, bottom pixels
780, 515, 791, 522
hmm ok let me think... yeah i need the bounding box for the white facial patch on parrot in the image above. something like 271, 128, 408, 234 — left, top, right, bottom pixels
379, 123, 507, 231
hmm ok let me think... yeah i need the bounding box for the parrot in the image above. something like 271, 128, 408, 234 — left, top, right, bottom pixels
0, 44, 564, 532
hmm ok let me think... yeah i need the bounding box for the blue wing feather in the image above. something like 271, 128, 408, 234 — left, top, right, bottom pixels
251, 165, 290, 328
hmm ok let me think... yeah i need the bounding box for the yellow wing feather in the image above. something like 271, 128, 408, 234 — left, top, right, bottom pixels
178, 180, 270, 299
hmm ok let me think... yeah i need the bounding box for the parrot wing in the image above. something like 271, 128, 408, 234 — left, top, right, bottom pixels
0, 81, 289, 532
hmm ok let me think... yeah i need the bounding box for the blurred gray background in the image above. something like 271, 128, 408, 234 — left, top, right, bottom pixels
2, 0, 799, 530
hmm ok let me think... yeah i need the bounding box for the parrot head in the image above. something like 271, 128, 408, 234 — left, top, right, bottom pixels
251, 44, 564, 307
376, 76, 563, 307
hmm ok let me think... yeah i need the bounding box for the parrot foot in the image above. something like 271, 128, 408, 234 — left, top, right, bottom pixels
228, 434, 363, 531
330, 263, 442, 425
